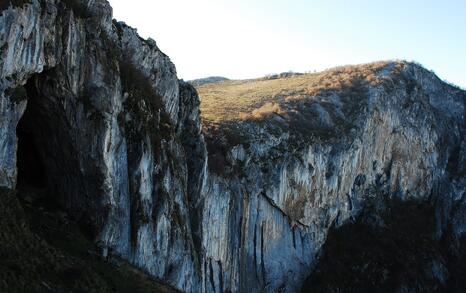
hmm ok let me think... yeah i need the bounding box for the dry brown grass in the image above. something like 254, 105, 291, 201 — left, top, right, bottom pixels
239, 102, 283, 120
197, 61, 406, 126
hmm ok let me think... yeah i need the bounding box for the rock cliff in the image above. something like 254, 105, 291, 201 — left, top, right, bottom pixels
0, 1, 465, 292
197, 61, 466, 292
1, 0, 204, 290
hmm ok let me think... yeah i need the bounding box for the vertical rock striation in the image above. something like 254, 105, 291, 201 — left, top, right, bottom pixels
0, 0, 205, 290
196, 62, 465, 292
0, 1, 465, 292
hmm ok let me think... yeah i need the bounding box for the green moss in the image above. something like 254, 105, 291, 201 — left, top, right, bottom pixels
446, 145, 465, 178
79, 86, 94, 111
119, 61, 162, 112
100, 30, 121, 62
119, 59, 173, 159
6, 85, 27, 104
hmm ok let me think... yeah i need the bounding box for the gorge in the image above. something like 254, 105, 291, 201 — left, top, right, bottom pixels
0, 1, 465, 292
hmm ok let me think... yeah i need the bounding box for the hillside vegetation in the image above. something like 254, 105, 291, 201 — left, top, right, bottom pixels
196, 61, 424, 150
0, 188, 179, 293
189, 76, 229, 87
198, 61, 404, 126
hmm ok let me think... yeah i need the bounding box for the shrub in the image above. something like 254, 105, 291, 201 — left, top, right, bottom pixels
119, 60, 162, 113
62, 0, 92, 19
5, 85, 27, 104
118, 59, 170, 157
240, 102, 283, 121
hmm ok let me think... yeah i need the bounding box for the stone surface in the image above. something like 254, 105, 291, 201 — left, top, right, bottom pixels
0, 1, 203, 291
197, 62, 466, 291
0, 1, 465, 292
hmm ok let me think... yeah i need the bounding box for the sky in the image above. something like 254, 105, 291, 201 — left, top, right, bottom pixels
108, 0, 466, 88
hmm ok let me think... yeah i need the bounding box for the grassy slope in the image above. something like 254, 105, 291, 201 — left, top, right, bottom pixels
197, 61, 400, 127
0, 187, 179, 293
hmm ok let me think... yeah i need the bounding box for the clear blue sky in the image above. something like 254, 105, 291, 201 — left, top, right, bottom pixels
109, 0, 466, 87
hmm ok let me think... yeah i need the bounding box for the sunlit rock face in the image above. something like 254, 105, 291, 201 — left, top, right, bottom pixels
0, 1, 465, 293
197, 62, 466, 292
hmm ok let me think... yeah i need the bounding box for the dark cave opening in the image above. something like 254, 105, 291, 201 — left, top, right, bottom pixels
16, 82, 47, 190
13, 74, 99, 239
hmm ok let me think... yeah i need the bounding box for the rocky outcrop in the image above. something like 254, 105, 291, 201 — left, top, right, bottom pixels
0, 1, 465, 292
0, 0, 204, 291
198, 62, 465, 291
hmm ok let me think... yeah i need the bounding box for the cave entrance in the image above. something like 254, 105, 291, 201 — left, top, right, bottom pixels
14, 72, 98, 237
16, 103, 46, 189
15, 79, 48, 192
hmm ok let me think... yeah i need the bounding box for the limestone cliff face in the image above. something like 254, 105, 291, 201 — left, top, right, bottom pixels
0, 1, 465, 293
197, 62, 465, 292
0, 0, 204, 290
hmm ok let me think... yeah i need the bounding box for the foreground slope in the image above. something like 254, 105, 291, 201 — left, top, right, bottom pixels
0, 188, 179, 292
0, 0, 465, 292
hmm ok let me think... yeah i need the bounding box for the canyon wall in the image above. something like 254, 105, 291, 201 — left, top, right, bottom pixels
0, 1, 465, 292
